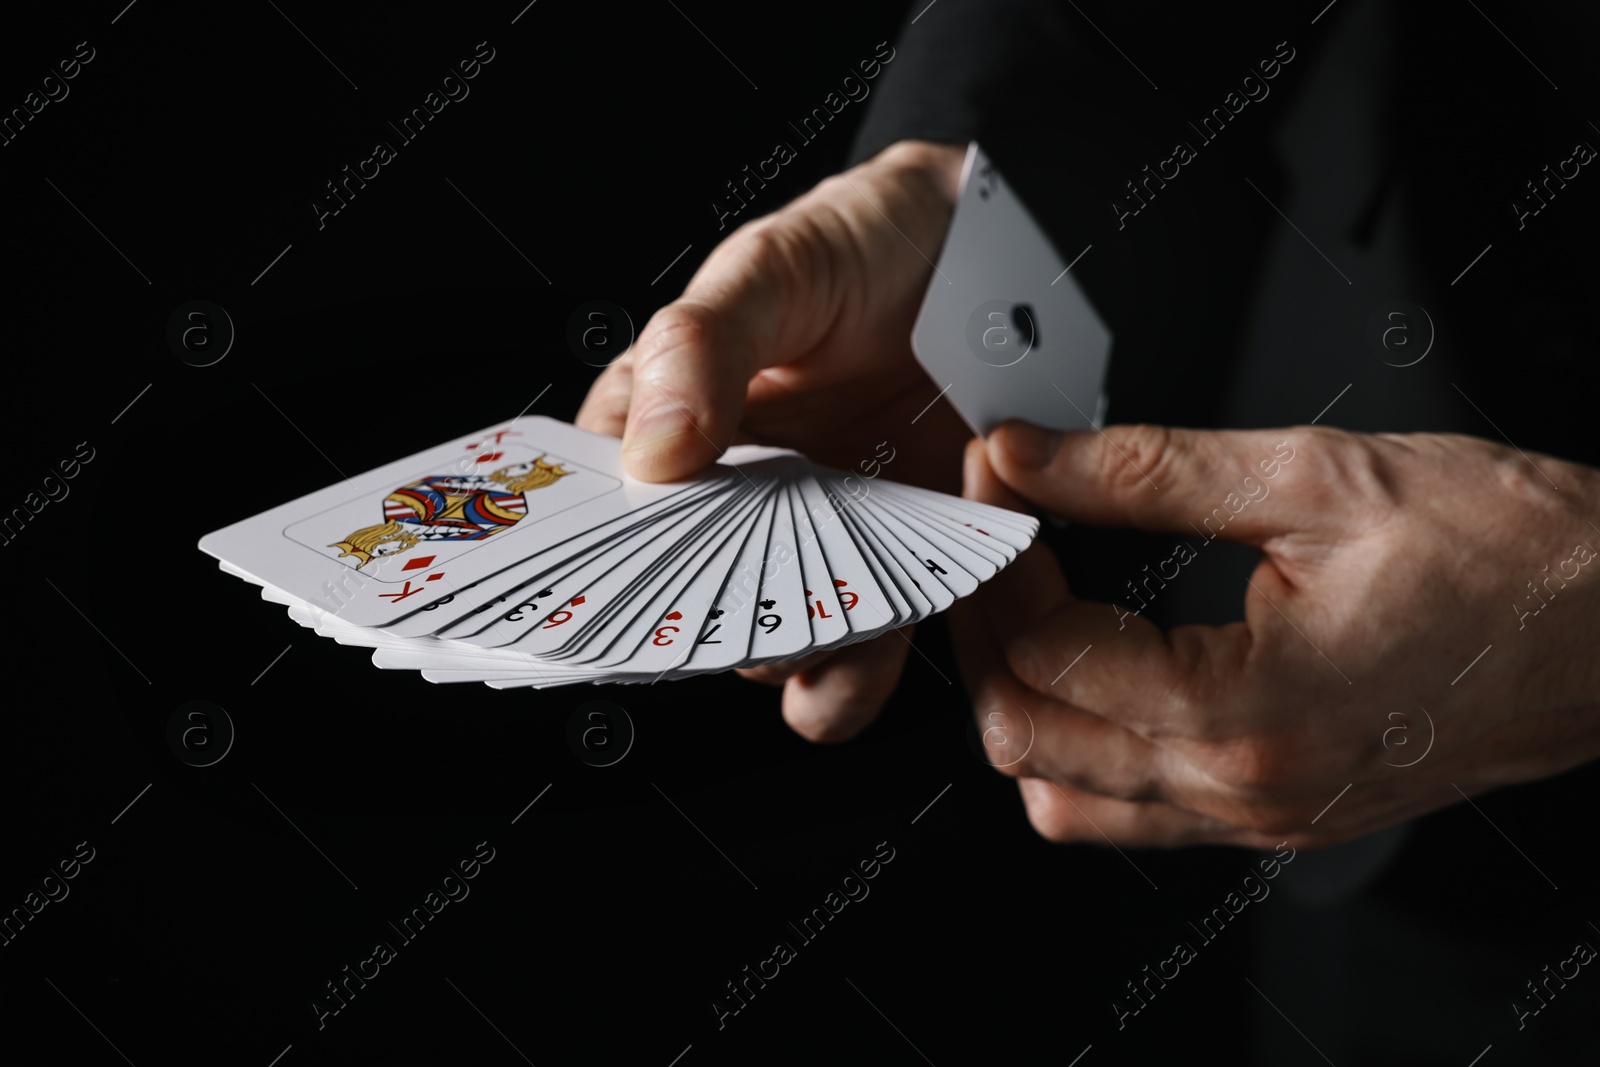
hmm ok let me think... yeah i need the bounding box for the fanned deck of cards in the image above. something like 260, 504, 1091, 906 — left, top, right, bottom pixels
198, 417, 1037, 689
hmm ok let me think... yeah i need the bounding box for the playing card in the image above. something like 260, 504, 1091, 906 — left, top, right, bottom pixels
861, 488, 1002, 583
829, 488, 927, 627
868, 492, 1010, 570
784, 480, 850, 651
743, 474, 810, 664
199, 417, 707, 627
448, 478, 756, 650
822, 475, 978, 600
201, 417, 1039, 690
791, 472, 895, 632
404, 486, 775, 683
579, 485, 777, 675
382, 474, 742, 639
910, 141, 1112, 437
679, 487, 783, 674
837, 488, 953, 616
873, 480, 1039, 551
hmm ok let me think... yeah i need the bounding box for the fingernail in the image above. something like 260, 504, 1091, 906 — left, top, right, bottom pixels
624, 405, 687, 454
997, 421, 1061, 468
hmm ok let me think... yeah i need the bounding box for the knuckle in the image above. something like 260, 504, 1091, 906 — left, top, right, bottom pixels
791, 717, 852, 744
736, 221, 789, 275
1494, 454, 1538, 500
999, 634, 1057, 696
1325, 431, 1401, 513
608, 349, 637, 377
734, 217, 813, 288
1021, 783, 1082, 843
1098, 423, 1175, 499
639, 302, 720, 367
808, 173, 860, 216
979, 710, 1033, 779
735, 664, 790, 687
578, 363, 632, 407
1485, 439, 1586, 515
1115, 629, 1212, 733
1212, 736, 1294, 792
1146, 660, 1202, 726
1274, 427, 1385, 520
782, 699, 868, 745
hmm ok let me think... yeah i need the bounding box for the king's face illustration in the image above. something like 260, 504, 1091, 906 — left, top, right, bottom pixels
330, 454, 574, 568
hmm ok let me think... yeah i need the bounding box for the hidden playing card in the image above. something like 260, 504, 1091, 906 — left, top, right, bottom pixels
911, 141, 1113, 437
199, 417, 1038, 689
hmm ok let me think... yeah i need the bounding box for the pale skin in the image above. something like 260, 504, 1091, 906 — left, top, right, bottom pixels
577, 140, 1600, 848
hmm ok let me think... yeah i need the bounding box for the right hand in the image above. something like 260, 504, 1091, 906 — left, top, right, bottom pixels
576, 139, 971, 741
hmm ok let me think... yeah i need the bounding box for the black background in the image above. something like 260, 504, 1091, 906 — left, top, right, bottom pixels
3, 2, 1598, 1064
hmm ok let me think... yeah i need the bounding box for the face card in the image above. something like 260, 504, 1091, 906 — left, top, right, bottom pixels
198, 417, 714, 628
910, 141, 1112, 437
331, 483, 764, 675
281, 443, 616, 583
398, 451, 798, 642
380, 475, 740, 639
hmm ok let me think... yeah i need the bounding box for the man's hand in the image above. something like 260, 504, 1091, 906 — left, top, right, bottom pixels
953, 421, 1600, 848
576, 140, 969, 742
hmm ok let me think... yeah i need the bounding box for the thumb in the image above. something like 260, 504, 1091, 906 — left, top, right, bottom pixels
963, 437, 1072, 628
621, 222, 825, 481
985, 420, 1309, 543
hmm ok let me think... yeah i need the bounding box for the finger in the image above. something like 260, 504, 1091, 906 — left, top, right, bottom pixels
621, 218, 835, 481
963, 434, 1034, 514
951, 587, 1167, 802
968, 433, 1250, 739
989, 589, 1249, 742
1016, 778, 1282, 849
735, 646, 836, 687
963, 436, 1073, 625
986, 421, 1316, 543
574, 359, 634, 438
780, 627, 913, 743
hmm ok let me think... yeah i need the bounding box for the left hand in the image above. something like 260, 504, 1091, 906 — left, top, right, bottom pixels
951, 421, 1600, 849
